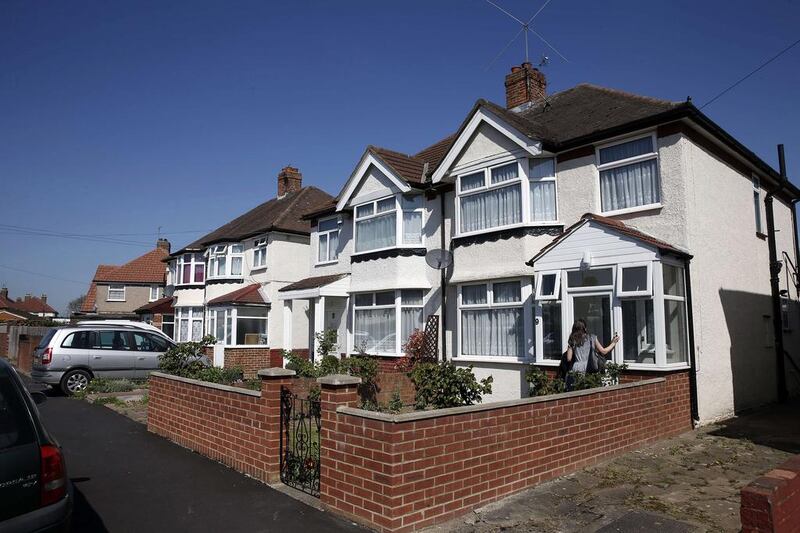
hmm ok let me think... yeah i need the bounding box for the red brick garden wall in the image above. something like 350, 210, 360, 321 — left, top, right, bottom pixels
147, 372, 286, 483
0, 331, 8, 358
222, 347, 272, 379
740, 454, 800, 533
320, 371, 692, 532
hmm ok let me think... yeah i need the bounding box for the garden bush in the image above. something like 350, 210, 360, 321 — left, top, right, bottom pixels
408, 361, 493, 409
526, 362, 628, 397
158, 335, 244, 386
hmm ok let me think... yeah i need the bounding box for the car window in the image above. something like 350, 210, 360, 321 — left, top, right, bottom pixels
61, 331, 94, 349
0, 368, 36, 451
146, 333, 169, 352
132, 333, 154, 352
95, 330, 134, 351
37, 329, 57, 349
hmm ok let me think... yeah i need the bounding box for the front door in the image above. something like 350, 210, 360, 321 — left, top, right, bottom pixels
569, 293, 612, 346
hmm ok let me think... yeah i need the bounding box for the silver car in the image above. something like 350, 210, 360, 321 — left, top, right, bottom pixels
31, 323, 175, 395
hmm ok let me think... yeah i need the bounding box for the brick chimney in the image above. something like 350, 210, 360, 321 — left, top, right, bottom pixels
0, 287, 7, 300
41, 294, 47, 305
277, 166, 302, 198
24, 293, 31, 302
156, 238, 171, 253
505, 62, 546, 110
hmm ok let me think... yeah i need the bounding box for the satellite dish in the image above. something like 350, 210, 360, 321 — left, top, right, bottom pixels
425, 249, 453, 270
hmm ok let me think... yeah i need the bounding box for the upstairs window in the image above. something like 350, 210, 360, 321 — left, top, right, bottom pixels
208, 244, 243, 279
598, 134, 660, 213
753, 176, 763, 234
317, 218, 340, 263
177, 254, 205, 285
458, 162, 522, 234
354, 195, 424, 253
529, 158, 557, 222
253, 237, 267, 268
149, 286, 162, 302
107, 285, 125, 302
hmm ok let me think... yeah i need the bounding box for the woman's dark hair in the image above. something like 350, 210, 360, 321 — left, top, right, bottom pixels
568, 319, 588, 347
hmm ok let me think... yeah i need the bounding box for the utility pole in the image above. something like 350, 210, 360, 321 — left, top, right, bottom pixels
765, 144, 788, 403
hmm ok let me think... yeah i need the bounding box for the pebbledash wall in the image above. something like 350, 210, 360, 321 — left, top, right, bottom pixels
321, 371, 691, 532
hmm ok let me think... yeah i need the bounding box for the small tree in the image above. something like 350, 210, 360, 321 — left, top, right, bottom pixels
408, 362, 493, 409
67, 294, 86, 314
395, 329, 434, 372
158, 335, 216, 377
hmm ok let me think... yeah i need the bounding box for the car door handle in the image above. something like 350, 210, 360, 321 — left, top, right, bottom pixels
93, 355, 102, 359
137, 356, 146, 360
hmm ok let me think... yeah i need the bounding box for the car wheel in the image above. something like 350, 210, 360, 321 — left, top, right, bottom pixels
61, 369, 91, 396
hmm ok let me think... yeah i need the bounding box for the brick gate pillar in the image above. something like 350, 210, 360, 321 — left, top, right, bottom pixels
258, 367, 296, 483
318, 374, 361, 507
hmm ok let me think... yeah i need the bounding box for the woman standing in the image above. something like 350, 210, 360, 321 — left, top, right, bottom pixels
563, 319, 619, 386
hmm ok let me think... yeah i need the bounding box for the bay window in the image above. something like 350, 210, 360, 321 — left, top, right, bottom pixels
253, 237, 267, 268
207, 307, 268, 346
162, 314, 175, 340
317, 218, 340, 263
621, 299, 655, 364
177, 254, 205, 285
541, 301, 562, 360
176, 307, 204, 342
598, 134, 660, 213
663, 264, 688, 364
530, 158, 557, 222
354, 194, 424, 253
458, 162, 522, 234
352, 290, 424, 354
207, 244, 244, 279
107, 285, 125, 302
459, 280, 524, 358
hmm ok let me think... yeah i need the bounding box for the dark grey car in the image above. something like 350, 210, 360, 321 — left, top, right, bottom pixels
0, 358, 72, 532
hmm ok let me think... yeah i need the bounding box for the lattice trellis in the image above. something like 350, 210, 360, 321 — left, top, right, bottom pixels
422, 315, 439, 361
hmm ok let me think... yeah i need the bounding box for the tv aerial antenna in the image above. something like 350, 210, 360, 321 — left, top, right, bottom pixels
484, 0, 569, 70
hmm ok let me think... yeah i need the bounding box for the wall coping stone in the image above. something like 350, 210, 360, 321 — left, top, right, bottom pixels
337, 377, 666, 423
150, 371, 262, 397
317, 374, 362, 386
257, 367, 296, 378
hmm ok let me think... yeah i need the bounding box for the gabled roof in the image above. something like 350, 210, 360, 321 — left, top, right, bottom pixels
94, 248, 169, 284
80, 265, 119, 313
207, 283, 268, 306
527, 213, 691, 266
175, 187, 334, 255
278, 274, 349, 292
0, 308, 35, 321
134, 296, 174, 315
13, 296, 57, 315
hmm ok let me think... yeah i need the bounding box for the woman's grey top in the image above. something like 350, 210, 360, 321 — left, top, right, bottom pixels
569, 334, 596, 373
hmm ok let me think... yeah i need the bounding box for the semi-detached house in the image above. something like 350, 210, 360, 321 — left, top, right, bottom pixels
278, 63, 800, 424
165, 167, 333, 376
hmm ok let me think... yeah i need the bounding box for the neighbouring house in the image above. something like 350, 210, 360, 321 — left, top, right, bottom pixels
279, 62, 800, 424
165, 166, 334, 375
0, 287, 37, 322
77, 239, 171, 318
134, 296, 175, 339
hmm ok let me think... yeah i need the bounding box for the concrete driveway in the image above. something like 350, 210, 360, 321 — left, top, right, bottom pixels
32, 386, 367, 533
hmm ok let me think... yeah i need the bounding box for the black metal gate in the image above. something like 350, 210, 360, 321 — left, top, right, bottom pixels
279, 386, 321, 497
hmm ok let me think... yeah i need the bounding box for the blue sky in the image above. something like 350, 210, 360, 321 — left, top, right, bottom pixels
1, 0, 799, 314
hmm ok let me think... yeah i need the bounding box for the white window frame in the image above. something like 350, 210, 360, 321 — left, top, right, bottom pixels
595, 132, 661, 216
149, 286, 162, 302
352, 194, 425, 255
617, 262, 653, 298
316, 216, 340, 265
456, 160, 525, 237
529, 157, 558, 222
176, 253, 205, 285
535, 271, 561, 301
207, 306, 268, 347
660, 260, 690, 367
351, 289, 425, 356
564, 266, 616, 293
176, 306, 204, 343
456, 278, 533, 363
753, 175, 763, 234
253, 237, 268, 269
107, 285, 125, 302
207, 243, 244, 280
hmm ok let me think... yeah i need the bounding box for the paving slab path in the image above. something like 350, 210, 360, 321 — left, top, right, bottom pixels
429, 399, 800, 533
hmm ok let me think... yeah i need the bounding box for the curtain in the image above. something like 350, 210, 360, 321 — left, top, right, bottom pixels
356, 212, 396, 252
461, 308, 523, 357
194, 263, 204, 283
530, 158, 555, 178
402, 211, 422, 244
179, 319, 188, 342
328, 230, 339, 259
191, 318, 202, 341
462, 285, 487, 305
215, 310, 226, 344
493, 281, 520, 303
318, 233, 328, 262
460, 184, 522, 233
600, 159, 659, 212
531, 181, 556, 221
599, 137, 653, 164
182, 264, 191, 284
400, 308, 423, 348
231, 257, 242, 276
491, 162, 518, 184
354, 308, 395, 352
461, 172, 484, 191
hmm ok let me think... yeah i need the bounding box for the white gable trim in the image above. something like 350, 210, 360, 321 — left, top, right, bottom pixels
431, 107, 543, 183
336, 151, 412, 212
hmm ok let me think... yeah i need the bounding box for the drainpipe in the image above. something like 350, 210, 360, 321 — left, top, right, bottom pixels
791, 199, 800, 299
765, 144, 788, 403
684, 259, 700, 424
440, 190, 447, 362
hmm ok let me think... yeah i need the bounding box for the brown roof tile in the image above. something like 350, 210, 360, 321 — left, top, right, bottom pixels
279, 274, 348, 292
134, 296, 174, 315
207, 283, 268, 306
80, 265, 119, 313
94, 248, 168, 284
13, 296, 57, 315
369, 146, 427, 185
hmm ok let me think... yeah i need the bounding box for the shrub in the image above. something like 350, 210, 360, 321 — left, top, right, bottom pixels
158, 335, 215, 377
387, 389, 403, 413
525, 366, 565, 396
342, 355, 379, 404
284, 351, 316, 378
408, 362, 493, 410
317, 354, 342, 377
194, 366, 244, 384
395, 329, 435, 372
315, 329, 338, 359
526, 362, 628, 396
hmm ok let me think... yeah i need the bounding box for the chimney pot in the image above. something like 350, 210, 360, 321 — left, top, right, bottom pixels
156, 238, 171, 253
41, 294, 47, 304
505, 63, 546, 110
25, 294, 31, 301
277, 166, 303, 198
0, 287, 7, 300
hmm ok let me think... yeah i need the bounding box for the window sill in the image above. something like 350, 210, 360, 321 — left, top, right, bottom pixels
315, 260, 339, 267
250, 265, 268, 272
756, 232, 767, 240
106, 300, 126, 303
600, 203, 662, 217
175, 284, 205, 289
206, 277, 244, 285
454, 355, 533, 365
